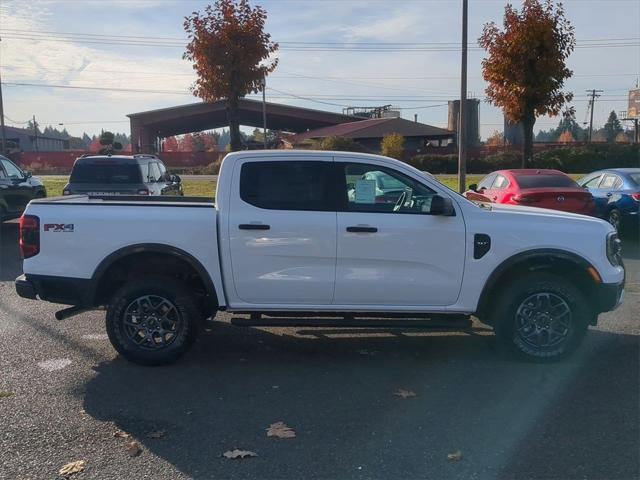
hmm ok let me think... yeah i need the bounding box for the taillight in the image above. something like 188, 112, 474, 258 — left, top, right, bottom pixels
19, 215, 40, 259
631, 193, 640, 201
137, 189, 149, 195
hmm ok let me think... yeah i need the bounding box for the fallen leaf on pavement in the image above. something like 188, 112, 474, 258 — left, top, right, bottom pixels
447, 451, 463, 461
113, 430, 130, 439
223, 449, 257, 459
0, 391, 13, 398
147, 430, 166, 439
59, 460, 85, 476
125, 441, 142, 457
266, 421, 296, 438
394, 388, 417, 398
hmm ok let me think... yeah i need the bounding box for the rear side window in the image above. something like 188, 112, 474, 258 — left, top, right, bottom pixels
70, 162, 142, 184
240, 161, 333, 211
515, 174, 577, 189
600, 174, 622, 189
492, 174, 509, 190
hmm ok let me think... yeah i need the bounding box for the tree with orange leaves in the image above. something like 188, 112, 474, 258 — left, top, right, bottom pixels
184, 0, 278, 152
479, 0, 575, 167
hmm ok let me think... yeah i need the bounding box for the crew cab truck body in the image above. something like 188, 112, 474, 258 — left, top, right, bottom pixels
15, 151, 625, 365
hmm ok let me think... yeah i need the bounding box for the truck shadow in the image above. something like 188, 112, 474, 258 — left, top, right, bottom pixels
82, 322, 639, 479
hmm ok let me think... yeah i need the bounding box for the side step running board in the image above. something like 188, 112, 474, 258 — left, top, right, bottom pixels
231, 313, 471, 329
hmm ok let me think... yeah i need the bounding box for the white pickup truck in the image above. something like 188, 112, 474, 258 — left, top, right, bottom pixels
15, 151, 625, 364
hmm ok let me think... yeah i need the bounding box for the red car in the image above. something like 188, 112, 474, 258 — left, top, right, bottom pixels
465, 169, 596, 216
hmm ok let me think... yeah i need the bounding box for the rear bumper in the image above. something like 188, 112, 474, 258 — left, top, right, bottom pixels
15, 274, 37, 300
15, 274, 91, 306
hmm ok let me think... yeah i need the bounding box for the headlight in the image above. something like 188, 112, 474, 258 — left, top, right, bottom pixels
606, 231, 622, 267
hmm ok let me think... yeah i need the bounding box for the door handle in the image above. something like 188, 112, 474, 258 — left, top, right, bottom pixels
606, 193, 613, 197
346, 226, 378, 233
492, 196, 498, 201
239, 224, 270, 230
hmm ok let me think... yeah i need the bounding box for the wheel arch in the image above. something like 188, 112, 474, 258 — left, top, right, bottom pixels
476, 248, 600, 325
88, 243, 218, 313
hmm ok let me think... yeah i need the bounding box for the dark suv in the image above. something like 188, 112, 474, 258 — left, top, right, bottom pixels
63, 154, 183, 197
0, 155, 46, 221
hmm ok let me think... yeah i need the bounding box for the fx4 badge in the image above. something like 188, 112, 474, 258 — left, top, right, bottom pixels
44, 223, 74, 233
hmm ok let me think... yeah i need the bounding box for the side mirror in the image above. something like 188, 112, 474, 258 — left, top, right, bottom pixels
468, 183, 478, 192
346, 182, 355, 190
170, 174, 181, 183
430, 195, 455, 216
24, 171, 33, 179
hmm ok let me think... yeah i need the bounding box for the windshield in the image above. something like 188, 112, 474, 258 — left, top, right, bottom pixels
515, 174, 577, 189
70, 163, 142, 184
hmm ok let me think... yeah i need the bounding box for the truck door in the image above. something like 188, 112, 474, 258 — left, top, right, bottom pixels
334, 160, 465, 307
228, 159, 337, 305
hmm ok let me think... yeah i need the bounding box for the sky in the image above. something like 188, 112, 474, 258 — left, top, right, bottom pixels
0, 0, 638, 140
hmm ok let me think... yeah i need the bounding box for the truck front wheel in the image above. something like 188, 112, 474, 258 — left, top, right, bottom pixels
492, 272, 591, 360
106, 276, 199, 365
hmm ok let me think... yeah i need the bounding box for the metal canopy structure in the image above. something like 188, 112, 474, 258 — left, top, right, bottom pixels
128, 98, 361, 152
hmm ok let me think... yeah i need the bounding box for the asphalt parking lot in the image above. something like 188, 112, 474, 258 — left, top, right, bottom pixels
0, 222, 638, 480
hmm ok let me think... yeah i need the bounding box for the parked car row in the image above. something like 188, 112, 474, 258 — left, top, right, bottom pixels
464, 168, 640, 231
1, 154, 183, 222
3, 152, 638, 232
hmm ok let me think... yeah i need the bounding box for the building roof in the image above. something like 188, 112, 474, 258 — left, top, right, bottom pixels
294, 117, 454, 142
128, 98, 362, 137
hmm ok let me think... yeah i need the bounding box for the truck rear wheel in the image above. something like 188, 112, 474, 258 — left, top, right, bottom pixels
492, 272, 591, 360
106, 276, 199, 366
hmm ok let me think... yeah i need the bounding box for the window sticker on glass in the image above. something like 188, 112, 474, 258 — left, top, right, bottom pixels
354, 179, 376, 204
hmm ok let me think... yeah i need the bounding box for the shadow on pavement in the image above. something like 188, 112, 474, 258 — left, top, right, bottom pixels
499, 330, 639, 480
0, 223, 21, 282
82, 322, 639, 479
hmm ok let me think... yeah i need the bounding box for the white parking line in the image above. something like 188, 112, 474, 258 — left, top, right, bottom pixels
37, 358, 72, 372
82, 334, 109, 340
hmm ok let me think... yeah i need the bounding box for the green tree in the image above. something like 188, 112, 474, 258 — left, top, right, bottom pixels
553, 112, 585, 141
381, 133, 405, 159
184, 0, 278, 152
603, 111, 623, 143
479, 0, 576, 167
98, 131, 123, 154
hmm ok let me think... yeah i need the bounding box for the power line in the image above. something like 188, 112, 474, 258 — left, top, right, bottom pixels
3, 65, 639, 81
3, 81, 631, 102
1, 29, 638, 51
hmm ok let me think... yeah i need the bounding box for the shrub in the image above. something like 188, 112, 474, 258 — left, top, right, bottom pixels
411, 144, 639, 174
312, 136, 366, 152
381, 133, 405, 159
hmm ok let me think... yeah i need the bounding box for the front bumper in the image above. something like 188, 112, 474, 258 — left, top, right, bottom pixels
594, 280, 625, 313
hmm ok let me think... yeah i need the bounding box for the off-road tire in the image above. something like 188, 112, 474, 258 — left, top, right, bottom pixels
106, 276, 200, 366
492, 272, 591, 361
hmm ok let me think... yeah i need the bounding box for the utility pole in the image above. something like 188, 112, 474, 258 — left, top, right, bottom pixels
0, 36, 7, 155
262, 74, 267, 149
32, 115, 39, 152
586, 89, 603, 142
457, 0, 468, 193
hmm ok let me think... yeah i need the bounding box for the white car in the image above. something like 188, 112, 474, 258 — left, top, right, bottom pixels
15, 150, 624, 365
